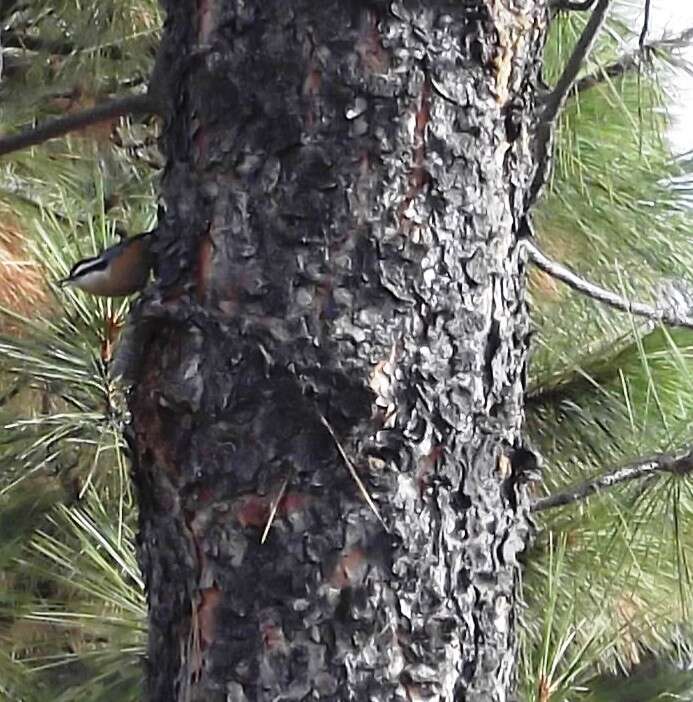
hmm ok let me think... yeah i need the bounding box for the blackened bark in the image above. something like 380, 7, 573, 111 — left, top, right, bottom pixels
130, 1, 545, 700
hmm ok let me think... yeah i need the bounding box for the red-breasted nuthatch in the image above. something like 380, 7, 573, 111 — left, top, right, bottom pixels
59, 230, 155, 297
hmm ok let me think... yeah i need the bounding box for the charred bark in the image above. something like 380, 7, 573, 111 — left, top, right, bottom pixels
129, 1, 546, 700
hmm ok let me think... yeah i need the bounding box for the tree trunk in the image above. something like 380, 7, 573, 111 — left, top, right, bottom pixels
130, 1, 545, 699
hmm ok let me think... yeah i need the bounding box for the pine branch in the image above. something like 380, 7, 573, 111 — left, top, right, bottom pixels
523, 239, 693, 329
576, 27, 693, 93
575, 55, 642, 92
2, 29, 133, 59
542, 0, 613, 125
2, 31, 77, 55
527, 0, 612, 206
525, 329, 638, 406
0, 93, 159, 157
532, 447, 693, 511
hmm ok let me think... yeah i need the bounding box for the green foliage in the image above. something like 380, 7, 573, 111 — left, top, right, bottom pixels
533, 10, 693, 376
584, 661, 693, 702
1, 1, 161, 124
0, 0, 691, 700
523, 3, 693, 698
0, 1, 158, 698
0, 490, 145, 702
519, 534, 615, 701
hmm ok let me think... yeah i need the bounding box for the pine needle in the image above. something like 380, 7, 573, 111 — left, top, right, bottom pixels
260, 473, 290, 545
318, 413, 387, 530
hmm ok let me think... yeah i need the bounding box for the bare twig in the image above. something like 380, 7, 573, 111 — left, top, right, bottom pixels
0, 93, 159, 157
523, 239, 693, 329
319, 413, 387, 529
639, 0, 652, 49
552, 0, 597, 10
527, 0, 613, 207
576, 27, 693, 93
0, 383, 21, 408
532, 447, 693, 511
261, 474, 290, 545
543, 0, 613, 125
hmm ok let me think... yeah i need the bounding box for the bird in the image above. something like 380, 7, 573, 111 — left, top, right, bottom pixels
58, 230, 155, 297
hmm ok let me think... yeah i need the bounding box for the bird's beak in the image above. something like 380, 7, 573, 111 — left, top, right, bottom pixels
57, 277, 71, 288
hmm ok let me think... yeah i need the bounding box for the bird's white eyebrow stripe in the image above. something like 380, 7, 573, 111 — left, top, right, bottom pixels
68, 257, 108, 278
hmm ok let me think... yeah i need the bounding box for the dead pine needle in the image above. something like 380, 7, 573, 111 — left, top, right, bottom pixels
318, 413, 387, 530
261, 474, 290, 544
181, 603, 200, 702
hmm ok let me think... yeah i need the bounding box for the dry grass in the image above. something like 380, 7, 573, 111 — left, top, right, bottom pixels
0, 209, 52, 328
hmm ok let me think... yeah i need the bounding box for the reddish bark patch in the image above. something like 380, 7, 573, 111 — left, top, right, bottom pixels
280, 492, 311, 514
303, 65, 322, 129
417, 444, 442, 495
194, 484, 216, 505
260, 618, 286, 652
399, 79, 431, 229
232, 491, 312, 529
192, 125, 209, 165
329, 547, 366, 588
355, 10, 390, 74
197, 0, 215, 45
182, 507, 208, 577
132, 337, 183, 483
161, 285, 186, 303
197, 586, 222, 648
233, 495, 269, 528
195, 228, 213, 301
412, 81, 431, 188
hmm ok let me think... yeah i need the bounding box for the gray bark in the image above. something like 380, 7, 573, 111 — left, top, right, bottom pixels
129, 1, 545, 700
